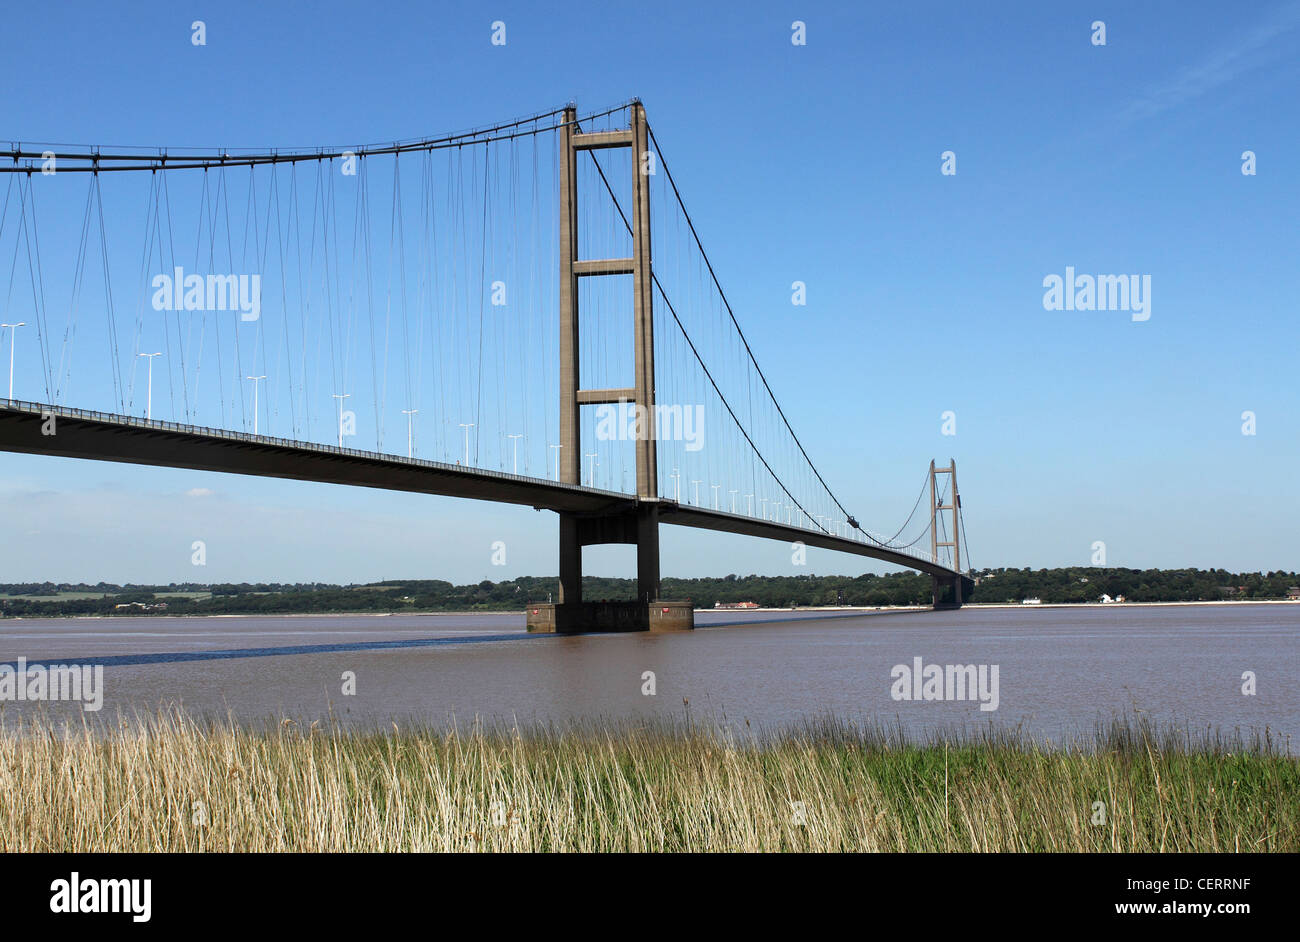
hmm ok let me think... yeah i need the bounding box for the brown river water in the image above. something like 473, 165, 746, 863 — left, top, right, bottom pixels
0, 604, 1295, 749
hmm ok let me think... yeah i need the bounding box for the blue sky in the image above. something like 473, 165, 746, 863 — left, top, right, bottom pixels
1, 0, 1297, 585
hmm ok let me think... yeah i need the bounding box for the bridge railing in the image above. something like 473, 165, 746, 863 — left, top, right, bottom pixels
748, 504, 943, 568
0, 398, 632, 500
672, 499, 948, 571
2, 397, 954, 572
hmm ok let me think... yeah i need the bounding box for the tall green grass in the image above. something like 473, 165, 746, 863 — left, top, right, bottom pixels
0, 710, 1293, 851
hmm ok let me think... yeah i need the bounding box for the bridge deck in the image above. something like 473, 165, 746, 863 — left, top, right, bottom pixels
0, 400, 965, 582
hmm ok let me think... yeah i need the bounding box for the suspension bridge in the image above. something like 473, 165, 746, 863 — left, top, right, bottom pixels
0, 100, 971, 632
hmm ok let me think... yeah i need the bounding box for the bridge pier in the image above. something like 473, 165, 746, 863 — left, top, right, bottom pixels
529, 502, 693, 633
636, 502, 660, 602
931, 573, 969, 610
558, 513, 582, 605
526, 599, 694, 634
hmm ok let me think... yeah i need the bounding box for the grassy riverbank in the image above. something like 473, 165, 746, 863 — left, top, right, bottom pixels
1, 712, 1293, 852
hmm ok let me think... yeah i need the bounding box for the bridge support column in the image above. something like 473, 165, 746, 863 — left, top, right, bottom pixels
931, 573, 966, 610
529, 502, 691, 633
558, 513, 582, 605
636, 502, 660, 603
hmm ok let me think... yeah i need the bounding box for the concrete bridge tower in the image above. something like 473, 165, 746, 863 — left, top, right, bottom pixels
527, 101, 692, 633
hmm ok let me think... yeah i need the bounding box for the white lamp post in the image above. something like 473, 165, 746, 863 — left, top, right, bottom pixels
331, 394, 351, 446
138, 352, 162, 419
459, 423, 475, 466
401, 408, 418, 458
1, 322, 25, 400
507, 433, 523, 475
245, 375, 266, 434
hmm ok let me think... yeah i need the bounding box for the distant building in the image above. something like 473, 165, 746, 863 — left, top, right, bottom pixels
714, 601, 759, 610
1021, 597, 1041, 605
1288, 587, 1300, 600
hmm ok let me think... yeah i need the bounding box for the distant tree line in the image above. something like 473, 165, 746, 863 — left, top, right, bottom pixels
0, 567, 1296, 617
968, 567, 1298, 604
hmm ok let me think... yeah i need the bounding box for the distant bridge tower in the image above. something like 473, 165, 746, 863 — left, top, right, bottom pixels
929, 459, 964, 607
531, 100, 690, 633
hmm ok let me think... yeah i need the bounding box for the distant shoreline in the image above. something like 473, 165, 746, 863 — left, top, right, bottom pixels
1, 598, 1296, 621
711, 599, 1300, 614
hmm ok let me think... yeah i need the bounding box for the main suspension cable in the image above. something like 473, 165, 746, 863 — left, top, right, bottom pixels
646, 124, 862, 535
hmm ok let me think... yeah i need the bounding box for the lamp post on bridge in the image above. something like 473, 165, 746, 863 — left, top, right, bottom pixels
585, 452, 599, 488
691, 480, 702, 506
745, 493, 754, 516
711, 484, 721, 509
401, 409, 419, 459
245, 375, 266, 434
507, 433, 523, 475
138, 352, 162, 420
549, 443, 563, 482
670, 467, 680, 502
1, 322, 25, 400
458, 423, 475, 467
760, 497, 768, 520
331, 394, 351, 447
729, 489, 738, 513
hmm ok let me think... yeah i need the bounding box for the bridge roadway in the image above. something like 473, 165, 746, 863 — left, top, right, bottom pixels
0, 400, 969, 587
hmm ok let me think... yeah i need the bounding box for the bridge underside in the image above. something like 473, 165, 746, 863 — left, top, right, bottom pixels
0, 402, 971, 625
0, 402, 633, 516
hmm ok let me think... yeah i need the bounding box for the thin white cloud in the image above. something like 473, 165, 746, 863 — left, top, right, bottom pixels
1118, 2, 1300, 123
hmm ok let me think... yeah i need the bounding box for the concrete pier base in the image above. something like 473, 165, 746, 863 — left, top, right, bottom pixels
526, 600, 694, 634
931, 573, 973, 609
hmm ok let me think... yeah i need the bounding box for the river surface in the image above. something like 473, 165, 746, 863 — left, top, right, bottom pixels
0, 604, 1295, 749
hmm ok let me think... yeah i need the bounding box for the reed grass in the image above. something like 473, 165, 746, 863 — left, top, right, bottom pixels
0, 710, 1293, 852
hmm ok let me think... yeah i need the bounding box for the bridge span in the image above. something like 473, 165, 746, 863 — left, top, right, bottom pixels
0, 400, 971, 613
